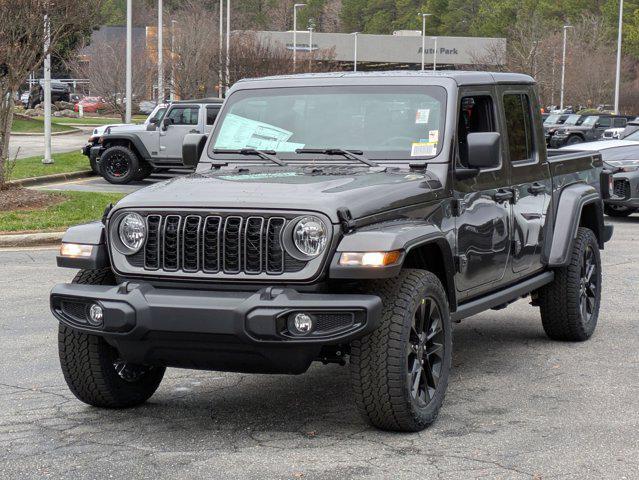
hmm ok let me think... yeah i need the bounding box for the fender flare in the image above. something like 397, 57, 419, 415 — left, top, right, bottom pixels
329, 222, 457, 311
101, 133, 152, 161
546, 183, 603, 266
57, 222, 110, 270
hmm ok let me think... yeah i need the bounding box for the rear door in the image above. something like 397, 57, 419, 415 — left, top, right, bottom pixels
454, 87, 513, 297
498, 87, 551, 277
159, 104, 202, 161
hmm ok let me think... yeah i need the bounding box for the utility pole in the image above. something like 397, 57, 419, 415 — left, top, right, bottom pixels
225, 0, 230, 95
308, 21, 314, 70
126, 0, 132, 123
352, 32, 359, 72
293, 4, 306, 72
419, 13, 432, 71
560, 25, 572, 112
218, 0, 223, 98
157, 0, 163, 102
614, 0, 624, 114
42, 15, 53, 164
170, 19, 176, 102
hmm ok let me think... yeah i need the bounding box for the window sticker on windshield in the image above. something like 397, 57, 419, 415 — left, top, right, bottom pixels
429, 130, 439, 143
411, 142, 437, 157
214, 113, 304, 151
415, 109, 430, 124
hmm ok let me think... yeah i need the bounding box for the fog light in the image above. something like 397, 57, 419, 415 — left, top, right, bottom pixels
292, 313, 314, 335
88, 304, 104, 326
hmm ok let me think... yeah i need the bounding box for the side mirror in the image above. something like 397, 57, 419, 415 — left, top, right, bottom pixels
182, 133, 207, 168
162, 117, 173, 130
466, 132, 501, 169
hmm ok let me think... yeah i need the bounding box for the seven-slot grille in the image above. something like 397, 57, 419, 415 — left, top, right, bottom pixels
138, 213, 300, 275
613, 179, 631, 199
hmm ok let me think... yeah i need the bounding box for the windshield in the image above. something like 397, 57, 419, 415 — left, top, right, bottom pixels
209, 86, 447, 162
544, 114, 561, 125
623, 129, 639, 141
582, 116, 598, 126
146, 106, 166, 124
564, 115, 582, 126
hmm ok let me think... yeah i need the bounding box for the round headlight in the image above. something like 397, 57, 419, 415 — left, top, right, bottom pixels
293, 216, 328, 257
118, 213, 146, 253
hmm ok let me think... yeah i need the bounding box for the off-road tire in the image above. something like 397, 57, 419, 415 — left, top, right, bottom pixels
134, 160, 154, 181
604, 205, 635, 217
350, 269, 452, 432
99, 145, 140, 185
566, 135, 584, 146
58, 268, 165, 408
538, 227, 601, 341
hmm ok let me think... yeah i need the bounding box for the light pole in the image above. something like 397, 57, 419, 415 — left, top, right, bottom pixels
42, 14, 52, 164
308, 22, 314, 70
293, 3, 306, 72
218, 0, 223, 98
352, 32, 359, 72
170, 19, 177, 102
225, 0, 230, 95
157, 0, 163, 102
419, 13, 432, 71
614, 0, 624, 114
125, 0, 132, 123
432, 36, 438, 71
560, 25, 572, 112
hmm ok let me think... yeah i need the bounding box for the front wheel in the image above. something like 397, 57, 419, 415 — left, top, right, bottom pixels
58, 268, 165, 408
350, 270, 452, 432
566, 135, 584, 146
99, 145, 140, 184
538, 228, 601, 341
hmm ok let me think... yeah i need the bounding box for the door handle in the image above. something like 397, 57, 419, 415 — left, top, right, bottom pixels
493, 189, 514, 203
528, 182, 545, 195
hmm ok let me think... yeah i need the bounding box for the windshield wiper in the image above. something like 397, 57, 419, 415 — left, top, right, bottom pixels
212, 148, 286, 166
295, 148, 379, 167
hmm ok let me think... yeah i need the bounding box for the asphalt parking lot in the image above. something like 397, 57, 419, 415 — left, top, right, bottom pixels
1, 217, 638, 480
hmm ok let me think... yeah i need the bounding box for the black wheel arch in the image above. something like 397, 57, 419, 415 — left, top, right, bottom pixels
101, 133, 151, 162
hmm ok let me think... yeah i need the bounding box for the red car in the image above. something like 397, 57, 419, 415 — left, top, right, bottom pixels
74, 96, 107, 113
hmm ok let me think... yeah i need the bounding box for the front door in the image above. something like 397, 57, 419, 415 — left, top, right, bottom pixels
159, 105, 202, 161
499, 88, 550, 276
454, 89, 512, 297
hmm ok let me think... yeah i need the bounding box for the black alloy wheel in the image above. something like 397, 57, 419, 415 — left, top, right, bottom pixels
104, 151, 131, 178
408, 297, 445, 408
579, 245, 598, 324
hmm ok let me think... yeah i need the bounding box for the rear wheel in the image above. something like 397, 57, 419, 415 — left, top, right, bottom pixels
604, 204, 635, 217
99, 145, 140, 185
538, 227, 601, 341
58, 268, 165, 408
566, 135, 584, 146
350, 270, 452, 432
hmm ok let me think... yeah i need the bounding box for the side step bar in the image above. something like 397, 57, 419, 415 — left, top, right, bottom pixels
451, 271, 554, 322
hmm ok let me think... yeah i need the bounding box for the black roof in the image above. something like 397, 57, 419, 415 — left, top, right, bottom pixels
173, 97, 224, 105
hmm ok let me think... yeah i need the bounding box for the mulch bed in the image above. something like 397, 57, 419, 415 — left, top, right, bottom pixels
0, 186, 64, 211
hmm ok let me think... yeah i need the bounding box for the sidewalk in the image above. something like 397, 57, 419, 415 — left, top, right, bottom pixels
7, 128, 90, 159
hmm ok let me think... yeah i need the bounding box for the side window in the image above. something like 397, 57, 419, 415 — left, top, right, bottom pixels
597, 117, 611, 128
503, 93, 534, 163
457, 95, 497, 167
166, 106, 200, 126
613, 117, 626, 128
206, 106, 220, 126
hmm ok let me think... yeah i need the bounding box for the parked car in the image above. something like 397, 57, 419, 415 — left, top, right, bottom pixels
93, 98, 223, 183
69, 93, 82, 104
27, 79, 70, 109
74, 96, 108, 113
52, 71, 613, 432
562, 136, 639, 217
604, 117, 639, 140
549, 115, 628, 147
544, 114, 583, 145
81, 103, 169, 173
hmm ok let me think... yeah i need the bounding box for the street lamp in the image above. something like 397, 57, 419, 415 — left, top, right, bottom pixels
225, 0, 230, 95
308, 20, 315, 70
158, 0, 163, 102
218, 0, 223, 98
418, 13, 432, 71
352, 32, 359, 72
170, 19, 177, 102
42, 14, 52, 164
125, 0, 132, 123
432, 36, 438, 71
293, 3, 306, 72
560, 25, 573, 112
614, 0, 624, 114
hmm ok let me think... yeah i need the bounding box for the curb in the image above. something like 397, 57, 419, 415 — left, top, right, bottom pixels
11, 128, 82, 137
0, 231, 64, 248
7, 170, 94, 188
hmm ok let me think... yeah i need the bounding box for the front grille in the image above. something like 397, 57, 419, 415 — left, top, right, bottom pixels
614, 179, 631, 199
137, 213, 308, 276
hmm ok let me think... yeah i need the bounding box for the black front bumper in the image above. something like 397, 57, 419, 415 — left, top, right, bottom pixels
50, 282, 382, 374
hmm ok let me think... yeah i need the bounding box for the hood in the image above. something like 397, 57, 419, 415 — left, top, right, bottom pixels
92, 123, 145, 137
113, 166, 444, 223
559, 139, 639, 152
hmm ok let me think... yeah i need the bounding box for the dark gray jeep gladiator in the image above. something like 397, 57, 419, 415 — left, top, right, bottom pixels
51, 71, 614, 432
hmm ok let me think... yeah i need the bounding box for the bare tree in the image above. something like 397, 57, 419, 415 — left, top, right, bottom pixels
0, 0, 101, 188
70, 38, 152, 121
